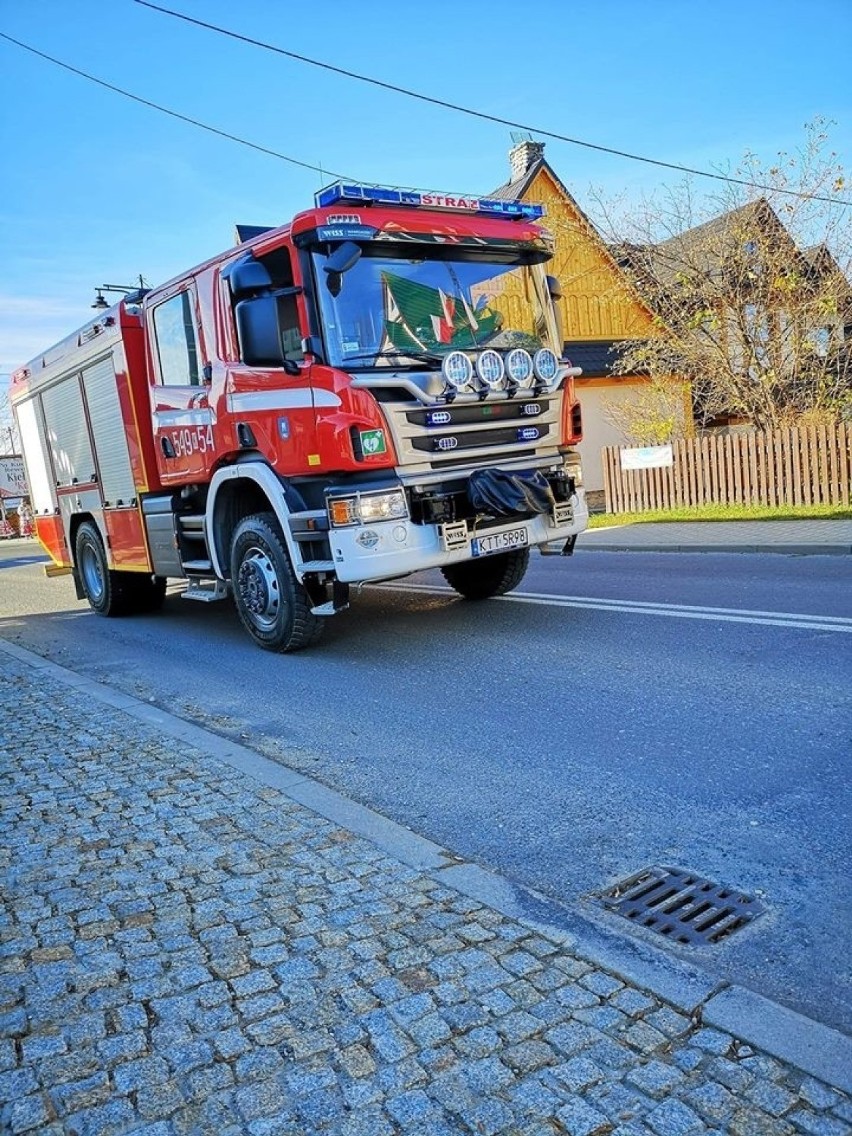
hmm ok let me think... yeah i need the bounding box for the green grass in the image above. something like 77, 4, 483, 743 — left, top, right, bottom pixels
588, 502, 852, 527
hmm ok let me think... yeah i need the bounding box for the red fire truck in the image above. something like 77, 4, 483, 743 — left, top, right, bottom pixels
11, 183, 587, 651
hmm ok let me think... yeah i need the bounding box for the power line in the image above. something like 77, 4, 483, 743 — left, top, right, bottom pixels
134, 0, 852, 209
0, 32, 355, 182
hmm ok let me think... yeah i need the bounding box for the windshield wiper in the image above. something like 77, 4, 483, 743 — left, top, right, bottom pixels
343, 349, 443, 367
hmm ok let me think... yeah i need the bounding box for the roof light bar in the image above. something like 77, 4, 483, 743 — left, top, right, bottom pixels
315, 182, 545, 221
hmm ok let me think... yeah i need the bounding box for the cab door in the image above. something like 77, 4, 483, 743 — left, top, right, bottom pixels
148, 283, 214, 485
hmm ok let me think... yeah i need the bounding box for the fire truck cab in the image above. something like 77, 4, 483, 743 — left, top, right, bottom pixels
12, 183, 588, 652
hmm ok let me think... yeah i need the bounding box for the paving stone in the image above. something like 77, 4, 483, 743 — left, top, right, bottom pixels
646, 1098, 705, 1136
3, 1093, 51, 1134
796, 1078, 841, 1111
556, 1096, 614, 1136
550, 1055, 606, 1092
789, 1112, 851, 1136
610, 989, 657, 1017
747, 1079, 799, 1116
2, 657, 851, 1136
455, 1024, 505, 1064
627, 1059, 687, 1099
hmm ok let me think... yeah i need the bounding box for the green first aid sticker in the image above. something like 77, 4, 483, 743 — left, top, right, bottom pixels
359, 429, 387, 456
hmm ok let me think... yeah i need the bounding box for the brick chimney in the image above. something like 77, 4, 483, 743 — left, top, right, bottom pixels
509, 139, 545, 182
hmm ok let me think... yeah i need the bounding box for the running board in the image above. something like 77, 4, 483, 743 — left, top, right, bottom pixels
182, 578, 229, 603
310, 579, 350, 617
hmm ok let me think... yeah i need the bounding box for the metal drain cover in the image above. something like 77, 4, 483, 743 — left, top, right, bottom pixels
598, 866, 764, 945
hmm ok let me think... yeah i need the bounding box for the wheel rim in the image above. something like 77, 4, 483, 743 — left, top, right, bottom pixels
80, 539, 105, 602
236, 545, 281, 631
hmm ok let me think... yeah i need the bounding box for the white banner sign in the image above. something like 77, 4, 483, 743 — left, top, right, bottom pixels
0, 455, 27, 498
620, 445, 674, 471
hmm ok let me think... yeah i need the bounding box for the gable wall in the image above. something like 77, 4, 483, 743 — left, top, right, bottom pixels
525, 169, 658, 344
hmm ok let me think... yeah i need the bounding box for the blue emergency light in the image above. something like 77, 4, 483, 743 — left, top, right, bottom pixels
315, 182, 545, 221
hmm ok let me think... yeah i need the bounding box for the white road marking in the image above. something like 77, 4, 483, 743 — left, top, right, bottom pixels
375, 582, 852, 633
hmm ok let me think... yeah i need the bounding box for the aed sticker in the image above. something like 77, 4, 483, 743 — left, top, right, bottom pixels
278, 416, 290, 440
360, 429, 387, 456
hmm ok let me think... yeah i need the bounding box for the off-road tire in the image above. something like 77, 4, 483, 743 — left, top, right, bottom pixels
440, 547, 530, 600
75, 521, 140, 617
230, 511, 324, 652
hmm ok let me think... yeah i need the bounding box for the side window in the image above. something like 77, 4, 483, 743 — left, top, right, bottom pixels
152, 290, 200, 385
278, 294, 304, 362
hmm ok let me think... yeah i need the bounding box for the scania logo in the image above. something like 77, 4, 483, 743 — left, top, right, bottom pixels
521, 403, 542, 416
429, 410, 452, 426
436, 436, 459, 451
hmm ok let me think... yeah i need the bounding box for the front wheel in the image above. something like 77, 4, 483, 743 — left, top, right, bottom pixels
230, 512, 324, 652
440, 547, 530, 600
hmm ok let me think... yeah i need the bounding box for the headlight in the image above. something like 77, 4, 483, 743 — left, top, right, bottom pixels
506, 348, 534, 388
533, 348, 559, 385
475, 349, 505, 390
442, 351, 474, 392
358, 491, 408, 524
328, 490, 408, 527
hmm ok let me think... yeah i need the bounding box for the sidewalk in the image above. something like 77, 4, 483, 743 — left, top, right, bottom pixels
2, 640, 851, 1136
577, 519, 852, 556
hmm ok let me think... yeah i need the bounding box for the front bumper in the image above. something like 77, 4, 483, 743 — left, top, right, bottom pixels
328, 490, 589, 584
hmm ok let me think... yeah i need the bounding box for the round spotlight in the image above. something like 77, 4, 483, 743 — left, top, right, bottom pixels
442, 351, 474, 392
533, 348, 560, 385
506, 348, 534, 388
475, 349, 505, 390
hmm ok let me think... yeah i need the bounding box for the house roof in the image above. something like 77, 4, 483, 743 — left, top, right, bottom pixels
564, 339, 638, 377
490, 155, 584, 216
489, 165, 541, 202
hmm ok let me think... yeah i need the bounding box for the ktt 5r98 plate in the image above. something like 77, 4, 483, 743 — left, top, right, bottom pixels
471, 526, 528, 557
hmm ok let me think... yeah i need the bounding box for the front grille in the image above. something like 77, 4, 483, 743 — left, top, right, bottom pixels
406, 399, 551, 428
411, 424, 551, 454
375, 387, 563, 472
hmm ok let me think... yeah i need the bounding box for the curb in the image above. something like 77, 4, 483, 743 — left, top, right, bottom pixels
578, 541, 852, 556
2, 636, 851, 1094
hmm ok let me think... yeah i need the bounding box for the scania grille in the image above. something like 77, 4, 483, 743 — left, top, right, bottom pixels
406, 399, 551, 429
411, 424, 552, 454
377, 393, 561, 473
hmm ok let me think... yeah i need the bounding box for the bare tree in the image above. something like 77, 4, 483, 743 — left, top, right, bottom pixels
590, 120, 852, 433
0, 380, 20, 455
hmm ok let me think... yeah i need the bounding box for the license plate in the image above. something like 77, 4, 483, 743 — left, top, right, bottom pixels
471, 526, 528, 557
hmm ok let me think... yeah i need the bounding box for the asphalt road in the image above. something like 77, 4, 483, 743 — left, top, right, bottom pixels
2, 539, 850, 1035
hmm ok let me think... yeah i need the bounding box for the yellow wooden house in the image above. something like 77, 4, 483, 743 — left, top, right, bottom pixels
491, 140, 678, 494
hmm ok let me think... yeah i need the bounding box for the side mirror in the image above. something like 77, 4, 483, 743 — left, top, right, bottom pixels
235, 295, 284, 367
324, 241, 362, 295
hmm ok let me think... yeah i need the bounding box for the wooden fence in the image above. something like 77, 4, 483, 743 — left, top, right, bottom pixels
602, 424, 851, 514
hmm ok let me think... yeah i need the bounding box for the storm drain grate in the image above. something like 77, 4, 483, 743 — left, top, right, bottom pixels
598, 865, 764, 945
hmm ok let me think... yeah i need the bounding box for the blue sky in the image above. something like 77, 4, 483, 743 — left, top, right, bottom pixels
1, 0, 850, 384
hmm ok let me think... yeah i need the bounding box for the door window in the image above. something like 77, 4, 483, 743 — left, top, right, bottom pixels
152, 290, 200, 385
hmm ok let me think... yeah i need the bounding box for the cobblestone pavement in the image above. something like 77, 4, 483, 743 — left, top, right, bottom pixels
2, 651, 850, 1136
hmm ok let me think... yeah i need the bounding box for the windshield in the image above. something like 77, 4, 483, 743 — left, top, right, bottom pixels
311, 246, 560, 369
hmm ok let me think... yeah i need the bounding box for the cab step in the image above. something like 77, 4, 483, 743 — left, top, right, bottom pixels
182, 578, 229, 603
